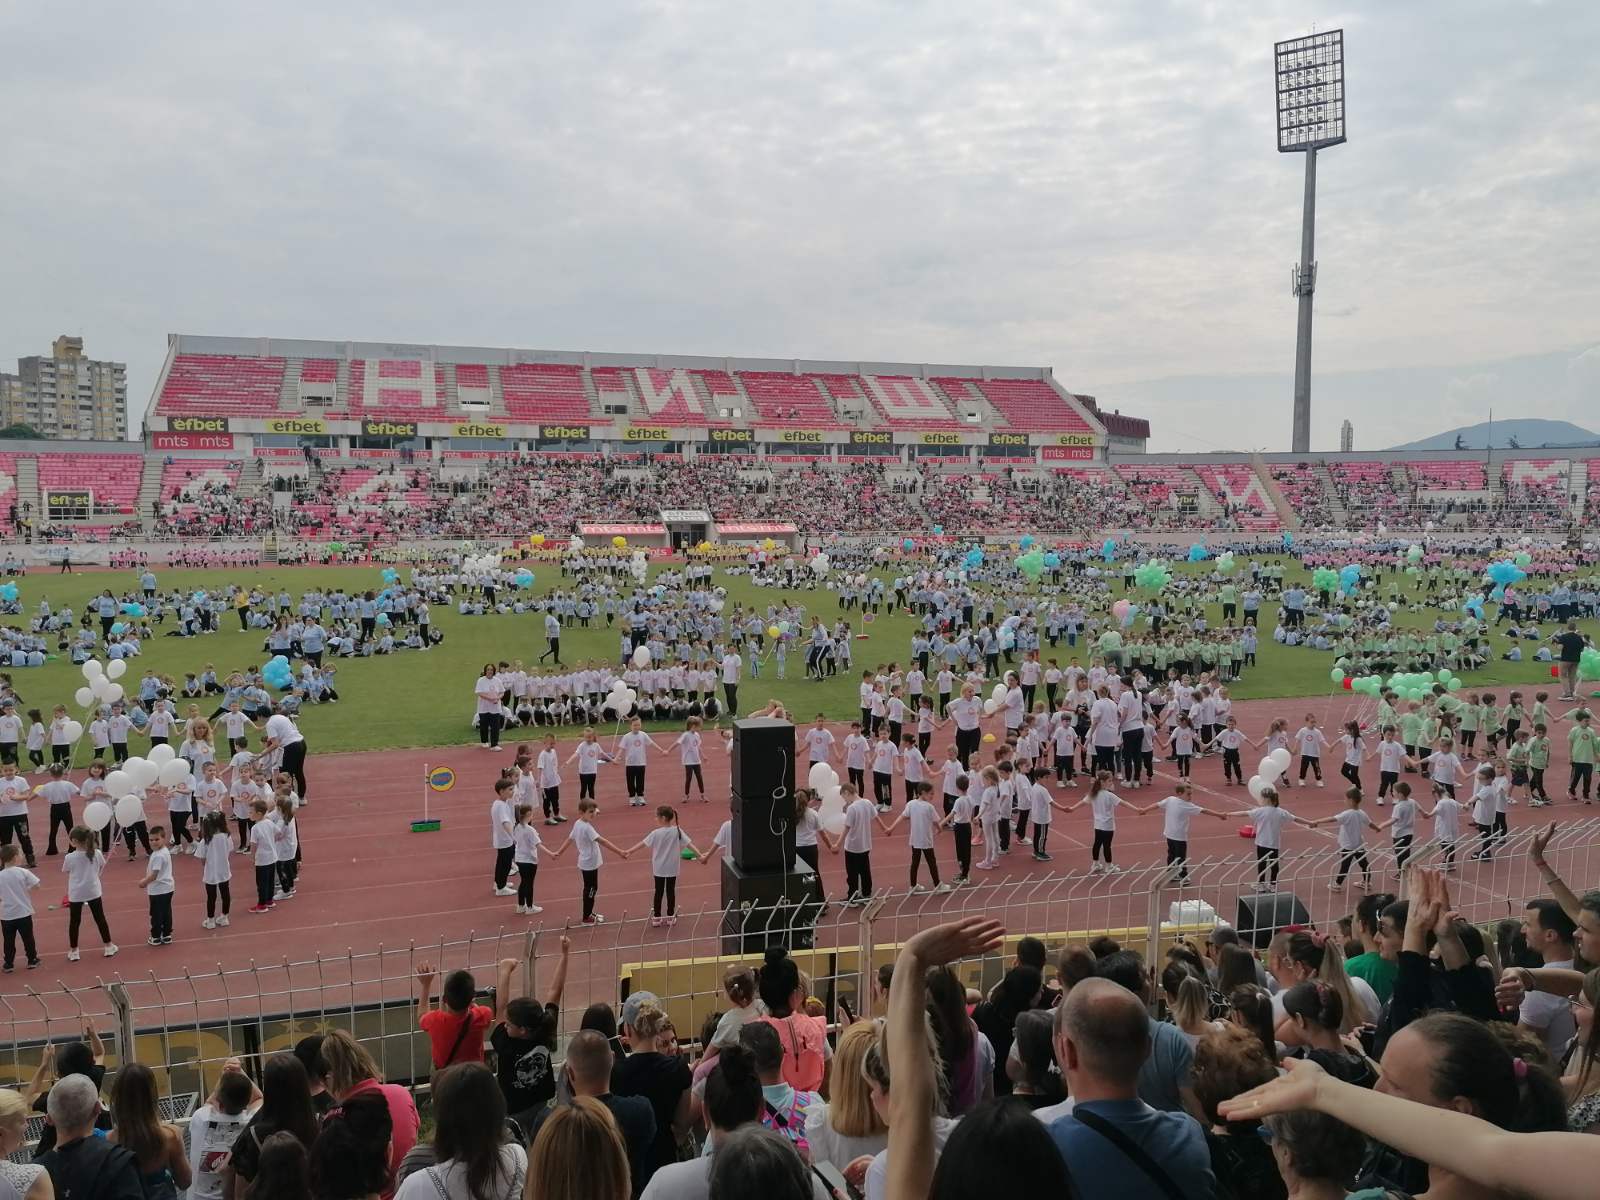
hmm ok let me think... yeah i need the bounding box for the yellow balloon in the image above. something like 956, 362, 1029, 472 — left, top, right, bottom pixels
982, 733, 996, 743
531, 533, 545, 547
612, 536, 627, 549
767, 625, 781, 639
762, 538, 776, 551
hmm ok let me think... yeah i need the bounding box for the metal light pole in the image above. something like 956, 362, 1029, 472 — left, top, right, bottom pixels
1275, 30, 1347, 454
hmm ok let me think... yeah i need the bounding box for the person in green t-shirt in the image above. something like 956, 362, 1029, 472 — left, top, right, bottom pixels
1343, 888, 1400, 1004
1568, 710, 1596, 802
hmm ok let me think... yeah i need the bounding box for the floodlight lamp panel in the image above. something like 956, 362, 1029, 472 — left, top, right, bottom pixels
1274, 28, 1348, 152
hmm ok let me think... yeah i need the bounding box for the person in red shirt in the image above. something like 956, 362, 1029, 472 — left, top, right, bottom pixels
415, 962, 494, 1071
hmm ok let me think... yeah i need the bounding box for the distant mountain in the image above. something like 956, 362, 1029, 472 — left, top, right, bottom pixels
1388, 419, 1600, 452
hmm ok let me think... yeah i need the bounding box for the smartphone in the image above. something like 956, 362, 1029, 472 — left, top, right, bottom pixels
838, 998, 855, 1025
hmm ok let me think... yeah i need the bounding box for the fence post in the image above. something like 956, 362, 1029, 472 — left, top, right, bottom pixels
1144, 872, 1166, 1013
523, 929, 539, 1001
108, 981, 135, 1067
856, 896, 886, 1019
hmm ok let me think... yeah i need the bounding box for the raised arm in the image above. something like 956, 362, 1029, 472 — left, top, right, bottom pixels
544, 935, 572, 1008
1529, 822, 1586, 929
1219, 1059, 1600, 1200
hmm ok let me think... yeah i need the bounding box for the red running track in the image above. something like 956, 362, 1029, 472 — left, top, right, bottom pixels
11, 693, 1590, 983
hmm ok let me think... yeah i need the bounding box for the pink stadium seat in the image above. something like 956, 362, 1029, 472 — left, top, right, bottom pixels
38, 454, 142, 514
974, 379, 1092, 432
735, 372, 841, 426
299, 359, 337, 384
157, 354, 285, 415
860, 376, 963, 428
632, 369, 704, 422
159, 459, 240, 503
500, 364, 591, 421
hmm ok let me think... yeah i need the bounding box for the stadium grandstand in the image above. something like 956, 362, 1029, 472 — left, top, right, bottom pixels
0, 331, 1592, 549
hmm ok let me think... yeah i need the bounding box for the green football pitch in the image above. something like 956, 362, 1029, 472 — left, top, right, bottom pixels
11, 558, 1592, 753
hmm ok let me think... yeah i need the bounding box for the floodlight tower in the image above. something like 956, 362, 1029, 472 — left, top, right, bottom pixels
1275, 29, 1346, 454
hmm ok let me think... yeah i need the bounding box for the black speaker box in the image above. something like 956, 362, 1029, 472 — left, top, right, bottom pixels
1235, 891, 1312, 949
720, 857, 825, 954
730, 718, 796, 872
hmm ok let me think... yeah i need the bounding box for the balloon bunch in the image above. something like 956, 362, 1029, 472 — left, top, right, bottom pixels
603, 677, 639, 717
119, 602, 146, 617
1485, 560, 1527, 586
1214, 551, 1237, 573
1187, 543, 1209, 563
981, 682, 1008, 717
810, 552, 830, 576
1101, 538, 1117, 563
90, 744, 196, 836
1019, 534, 1035, 551
1338, 563, 1362, 594
1134, 560, 1172, 591
765, 621, 793, 640
74, 659, 128, 709
612, 535, 628, 549
1248, 748, 1293, 801
1014, 549, 1045, 580
902, 538, 915, 552
964, 547, 985, 570
1311, 567, 1341, 593
1580, 647, 1600, 682
1405, 544, 1424, 564
808, 762, 848, 837
0, 581, 18, 604
513, 568, 535, 589
1042, 551, 1061, 570
263, 654, 295, 690
530, 533, 546, 548
381, 567, 400, 586
1111, 599, 1139, 626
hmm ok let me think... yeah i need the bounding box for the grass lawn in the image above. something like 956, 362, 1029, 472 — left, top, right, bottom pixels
11, 558, 1595, 754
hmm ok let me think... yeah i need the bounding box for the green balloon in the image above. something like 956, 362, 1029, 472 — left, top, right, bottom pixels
1330, 667, 1346, 683
1447, 678, 1461, 691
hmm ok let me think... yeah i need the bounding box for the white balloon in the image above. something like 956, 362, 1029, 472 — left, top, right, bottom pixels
82, 801, 112, 831
105, 770, 134, 797
98, 681, 124, 703
632, 645, 652, 668
1269, 747, 1292, 770
821, 811, 847, 837
982, 698, 999, 716
1257, 757, 1281, 782
819, 785, 843, 815
62, 720, 83, 743
624, 688, 638, 705
808, 762, 836, 791
74, 687, 95, 708
106, 659, 127, 680
130, 759, 160, 789
157, 759, 192, 787
1247, 775, 1266, 802
991, 683, 1007, 703
81, 660, 104, 681
113, 794, 145, 826
148, 743, 176, 766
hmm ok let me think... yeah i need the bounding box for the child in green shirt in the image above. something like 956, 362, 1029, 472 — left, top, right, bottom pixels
1528, 724, 1552, 805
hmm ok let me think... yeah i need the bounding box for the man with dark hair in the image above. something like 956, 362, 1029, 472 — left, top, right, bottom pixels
1519, 898, 1578, 1057
25, 1027, 112, 1155
1016, 935, 1048, 972
525, 1029, 655, 1193
1346, 892, 1400, 1003
1203, 925, 1272, 991
1046, 979, 1215, 1199
1095, 950, 1199, 1115
37, 1075, 144, 1200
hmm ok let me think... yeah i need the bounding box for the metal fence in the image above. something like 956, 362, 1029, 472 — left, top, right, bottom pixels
5, 818, 1597, 1098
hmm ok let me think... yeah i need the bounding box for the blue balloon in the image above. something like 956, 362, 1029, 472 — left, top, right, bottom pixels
1485, 561, 1526, 586
191, 591, 207, 603
110, 622, 126, 636
1101, 539, 1117, 562
1490, 584, 1505, 601
1042, 551, 1061, 569
381, 568, 399, 585
120, 602, 145, 616
1187, 543, 1209, 563
1019, 534, 1034, 551
376, 612, 391, 627
513, 568, 535, 589
0, 582, 18, 602
932, 524, 944, 535
1282, 532, 1294, 547
964, 547, 985, 570
902, 538, 915, 552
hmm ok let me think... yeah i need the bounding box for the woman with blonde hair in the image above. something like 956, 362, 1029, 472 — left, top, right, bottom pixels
1266, 929, 1378, 1032
320, 1029, 420, 1192
804, 1022, 888, 1170
524, 1096, 629, 1200
0, 1088, 53, 1200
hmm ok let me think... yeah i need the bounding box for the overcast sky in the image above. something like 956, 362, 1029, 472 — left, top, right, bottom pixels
2, 1, 1596, 451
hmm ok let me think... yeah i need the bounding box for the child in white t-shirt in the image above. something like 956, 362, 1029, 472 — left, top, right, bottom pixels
626, 805, 702, 926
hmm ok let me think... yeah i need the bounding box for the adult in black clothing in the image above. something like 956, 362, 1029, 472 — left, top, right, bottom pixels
971, 965, 1042, 1097
1277, 981, 1378, 1088
1552, 620, 1592, 700
524, 1031, 654, 1199
225, 1054, 320, 1197
1190, 1026, 1287, 1200
26, 1036, 112, 1156
610, 1004, 691, 1187
36, 1075, 144, 1200
1371, 874, 1499, 1058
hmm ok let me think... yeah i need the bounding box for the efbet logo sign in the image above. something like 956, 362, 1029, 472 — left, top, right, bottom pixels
362, 420, 417, 438
848, 430, 892, 446
709, 428, 754, 444
987, 431, 1029, 448
918, 431, 962, 446
624, 426, 671, 442
453, 422, 506, 439
264, 417, 326, 435
779, 429, 824, 444
1055, 433, 1099, 447
539, 424, 590, 441
169, 416, 229, 433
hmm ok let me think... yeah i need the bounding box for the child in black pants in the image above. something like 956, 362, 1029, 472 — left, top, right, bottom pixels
138, 825, 175, 945
0, 844, 40, 970
247, 799, 278, 913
